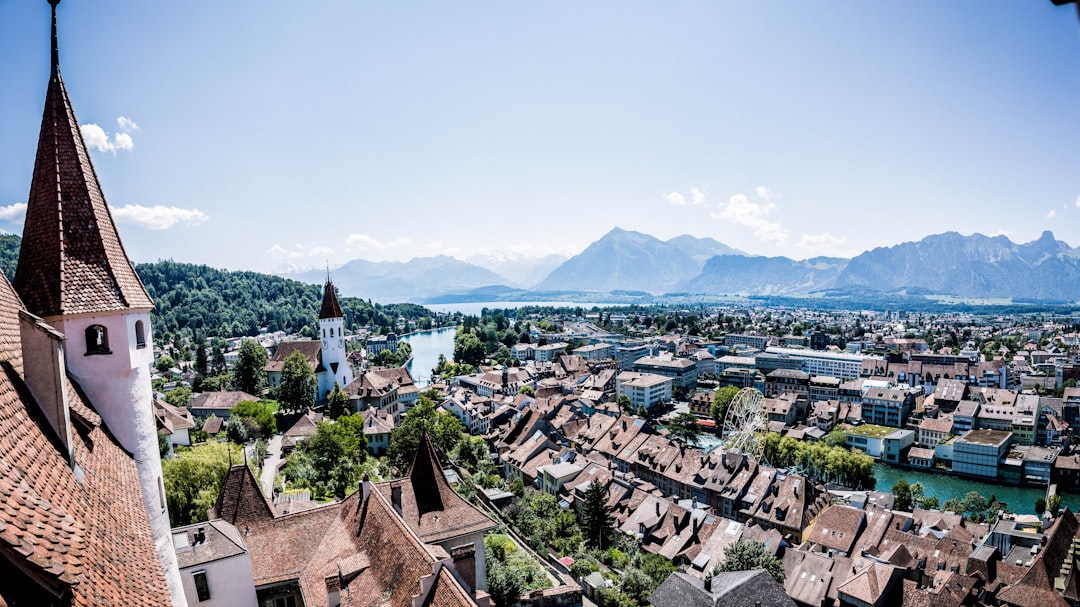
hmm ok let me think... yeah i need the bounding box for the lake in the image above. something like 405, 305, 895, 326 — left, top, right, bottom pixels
402, 326, 457, 386
425, 301, 607, 316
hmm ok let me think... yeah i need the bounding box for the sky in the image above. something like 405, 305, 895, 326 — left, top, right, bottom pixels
0, 1, 1078, 274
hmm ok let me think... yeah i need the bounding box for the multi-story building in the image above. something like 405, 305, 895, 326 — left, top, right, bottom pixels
952, 429, 1012, 480
365, 332, 398, 356
574, 342, 614, 361
764, 369, 810, 398
617, 342, 652, 370
723, 334, 771, 351
633, 355, 698, 392
860, 387, 918, 428
765, 346, 875, 380
534, 342, 569, 363
616, 372, 674, 411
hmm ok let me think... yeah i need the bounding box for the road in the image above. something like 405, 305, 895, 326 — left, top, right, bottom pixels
260, 434, 283, 498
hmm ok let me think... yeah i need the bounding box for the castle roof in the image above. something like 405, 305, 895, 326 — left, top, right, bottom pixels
12, 1, 152, 318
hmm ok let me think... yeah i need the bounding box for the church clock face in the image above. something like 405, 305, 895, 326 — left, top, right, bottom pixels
338, 338, 344, 348
322, 339, 328, 348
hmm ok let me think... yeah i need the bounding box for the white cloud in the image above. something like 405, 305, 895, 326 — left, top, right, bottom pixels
110, 204, 208, 230
344, 234, 412, 251
81, 118, 136, 154
990, 229, 1012, 237
797, 233, 859, 258
1048, 209, 1057, 219
267, 244, 337, 260
1074, 196, 1080, 208
690, 188, 706, 206
116, 116, 139, 132
663, 192, 687, 206
755, 186, 778, 202
0, 202, 27, 224
710, 191, 789, 244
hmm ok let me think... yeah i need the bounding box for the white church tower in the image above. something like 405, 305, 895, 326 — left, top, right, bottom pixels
318, 274, 353, 396
12, 2, 185, 604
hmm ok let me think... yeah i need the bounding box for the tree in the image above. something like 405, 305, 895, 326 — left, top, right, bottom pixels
162, 442, 240, 527
230, 400, 277, 438
282, 414, 368, 498
715, 540, 785, 583
711, 385, 739, 425
232, 340, 268, 395
387, 397, 466, 471
1049, 493, 1063, 514
910, 482, 926, 508
487, 556, 525, 607
1035, 497, 1047, 515
922, 496, 940, 510
617, 395, 633, 413
666, 412, 703, 447
155, 355, 177, 373
519, 385, 535, 397
454, 331, 486, 367
892, 479, 912, 511
164, 385, 192, 408
327, 383, 350, 420
582, 480, 613, 549
278, 350, 316, 414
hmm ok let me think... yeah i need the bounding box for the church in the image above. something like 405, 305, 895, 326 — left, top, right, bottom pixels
0, 1, 184, 604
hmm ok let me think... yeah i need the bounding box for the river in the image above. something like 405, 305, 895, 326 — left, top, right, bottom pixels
403, 326, 457, 387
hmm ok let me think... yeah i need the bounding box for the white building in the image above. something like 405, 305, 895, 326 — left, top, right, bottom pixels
172, 521, 258, 607
617, 371, 673, 411
765, 346, 879, 380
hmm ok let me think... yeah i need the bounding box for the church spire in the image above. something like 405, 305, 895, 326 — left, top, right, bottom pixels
13, 0, 154, 318
319, 274, 344, 320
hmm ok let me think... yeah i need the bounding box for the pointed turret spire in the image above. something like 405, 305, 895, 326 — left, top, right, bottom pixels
13, 0, 153, 318
319, 274, 344, 320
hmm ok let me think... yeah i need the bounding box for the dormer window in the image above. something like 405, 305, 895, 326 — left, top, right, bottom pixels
135, 320, 146, 349
85, 325, 110, 355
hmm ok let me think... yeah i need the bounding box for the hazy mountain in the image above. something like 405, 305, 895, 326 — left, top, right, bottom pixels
286, 255, 507, 303
677, 255, 848, 295
465, 251, 568, 288
678, 231, 1080, 300
831, 230, 1080, 299
535, 228, 742, 294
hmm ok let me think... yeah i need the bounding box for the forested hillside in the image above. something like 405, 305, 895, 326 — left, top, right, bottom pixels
0, 236, 437, 341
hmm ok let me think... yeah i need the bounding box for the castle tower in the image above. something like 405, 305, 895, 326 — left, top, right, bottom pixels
12, 2, 185, 604
318, 273, 353, 396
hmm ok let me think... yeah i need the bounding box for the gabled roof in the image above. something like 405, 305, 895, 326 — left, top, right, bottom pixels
266, 340, 323, 373
318, 280, 343, 320
374, 433, 496, 544
0, 272, 168, 604
13, 4, 152, 318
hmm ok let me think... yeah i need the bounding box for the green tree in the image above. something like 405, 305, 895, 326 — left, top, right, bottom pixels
1049, 493, 1063, 514
162, 442, 240, 526
454, 331, 486, 367
711, 385, 740, 425
617, 395, 632, 413
387, 397, 466, 471
282, 414, 368, 498
278, 350, 316, 414
666, 412, 703, 447
487, 556, 525, 607
519, 385, 535, 397
164, 385, 192, 408
892, 479, 913, 512
155, 355, 177, 373
232, 340, 268, 395
922, 496, 940, 510
230, 400, 277, 438
1035, 497, 1047, 515
715, 540, 785, 583
327, 383, 350, 420
910, 482, 926, 508
582, 480, 613, 549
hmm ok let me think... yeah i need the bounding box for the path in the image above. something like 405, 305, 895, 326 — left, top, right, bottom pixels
260, 434, 283, 498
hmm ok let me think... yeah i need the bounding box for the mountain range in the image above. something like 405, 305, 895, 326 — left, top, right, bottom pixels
275, 228, 1080, 303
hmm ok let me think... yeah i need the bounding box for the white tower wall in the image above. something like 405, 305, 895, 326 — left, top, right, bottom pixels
53, 309, 186, 607
320, 316, 353, 391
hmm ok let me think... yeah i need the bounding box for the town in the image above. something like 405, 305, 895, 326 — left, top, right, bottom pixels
3, 2, 1080, 607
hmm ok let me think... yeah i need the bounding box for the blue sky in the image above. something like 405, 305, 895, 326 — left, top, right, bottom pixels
0, 1, 1077, 273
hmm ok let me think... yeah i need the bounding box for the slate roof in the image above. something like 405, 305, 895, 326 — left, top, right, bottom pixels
13, 7, 152, 318
318, 280, 343, 320
0, 272, 169, 604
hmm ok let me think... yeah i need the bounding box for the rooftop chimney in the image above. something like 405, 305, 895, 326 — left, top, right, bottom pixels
326, 575, 342, 607
391, 483, 403, 516
19, 310, 74, 466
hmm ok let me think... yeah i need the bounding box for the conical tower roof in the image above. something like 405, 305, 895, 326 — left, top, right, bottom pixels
13, 0, 153, 318
319, 277, 343, 320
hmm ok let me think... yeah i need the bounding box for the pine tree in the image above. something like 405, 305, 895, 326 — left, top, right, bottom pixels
582, 480, 613, 549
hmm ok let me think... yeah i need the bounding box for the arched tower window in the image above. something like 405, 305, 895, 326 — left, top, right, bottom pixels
85, 325, 110, 355
135, 320, 146, 348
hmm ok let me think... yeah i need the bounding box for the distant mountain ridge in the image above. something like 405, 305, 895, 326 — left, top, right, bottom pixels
285, 255, 507, 303
535, 227, 744, 294
679, 230, 1080, 300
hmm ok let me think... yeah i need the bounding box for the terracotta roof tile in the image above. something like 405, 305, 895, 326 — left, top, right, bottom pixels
318, 281, 343, 320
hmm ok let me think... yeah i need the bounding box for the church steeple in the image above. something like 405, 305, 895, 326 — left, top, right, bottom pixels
319, 274, 344, 320
13, 0, 153, 319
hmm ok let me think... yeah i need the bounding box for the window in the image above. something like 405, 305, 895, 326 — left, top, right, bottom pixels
135, 320, 146, 348
158, 477, 166, 511
193, 570, 210, 602
85, 325, 110, 355
273, 597, 297, 607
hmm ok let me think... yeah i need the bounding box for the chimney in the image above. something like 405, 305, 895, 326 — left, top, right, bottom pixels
692, 514, 701, 535
325, 575, 341, 607
655, 501, 661, 517
19, 311, 74, 465
195, 526, 206, 545
704, 575, 713, 592
621, 419, 627, 431
391, 483, 403, 515
361, 474, 371, 503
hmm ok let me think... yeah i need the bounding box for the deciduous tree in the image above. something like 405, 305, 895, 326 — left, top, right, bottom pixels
232, 340, 268, 395
278, 350, 316, 414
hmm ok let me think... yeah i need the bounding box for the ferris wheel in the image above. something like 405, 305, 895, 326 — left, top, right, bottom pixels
722, 387, 768, 461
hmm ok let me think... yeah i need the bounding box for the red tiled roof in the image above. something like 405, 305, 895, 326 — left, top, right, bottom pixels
0, 272, 169, 604
318, 280, 343, 320
266, 341, 322, 373
12, 35, 152, 317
